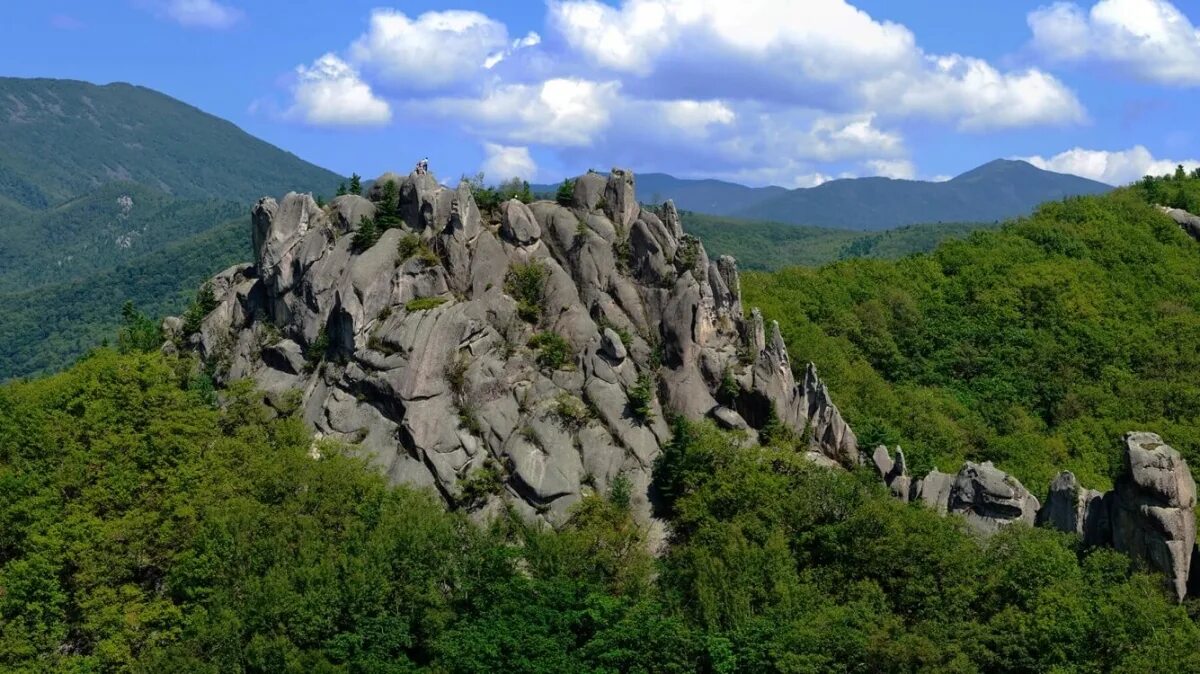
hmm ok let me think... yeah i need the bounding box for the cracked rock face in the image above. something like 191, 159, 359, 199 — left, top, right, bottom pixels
181, 168, 860, 528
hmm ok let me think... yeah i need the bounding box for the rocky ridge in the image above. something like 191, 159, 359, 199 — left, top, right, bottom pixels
177, 167, 1197, 599
175, 168, 859, 537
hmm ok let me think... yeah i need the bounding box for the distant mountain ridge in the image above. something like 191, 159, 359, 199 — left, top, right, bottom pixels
541, 160, 1112, 230
0, 77, 344, 378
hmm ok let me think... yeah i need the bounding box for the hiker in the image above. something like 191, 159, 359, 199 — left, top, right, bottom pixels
416, 157, 429, 174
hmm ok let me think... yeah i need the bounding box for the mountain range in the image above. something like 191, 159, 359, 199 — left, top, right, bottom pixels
0, 76, 1113, 378
537, 160, 1113, 230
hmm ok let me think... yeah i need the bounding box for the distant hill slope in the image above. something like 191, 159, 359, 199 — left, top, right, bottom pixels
542, 160, 1111, 230
0, 77, 344, 379
682, 212, 997, 271
0, 77, 341, 207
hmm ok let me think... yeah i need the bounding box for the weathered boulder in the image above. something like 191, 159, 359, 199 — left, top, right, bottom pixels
499, 199, 541, 245
1110, 432, 1196, 601
913, 469, 955, 515
1037, 471, 1109, 545
947, 461, 1040, 534
604, 168, 639, 229
330, 195, 376, 233
572, 171, 607, 211
872, 445, 911, 501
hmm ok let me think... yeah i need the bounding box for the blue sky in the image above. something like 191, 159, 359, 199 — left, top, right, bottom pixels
4, 0, 1200, 187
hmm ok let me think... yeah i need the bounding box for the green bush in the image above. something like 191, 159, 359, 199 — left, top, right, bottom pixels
628, 373, 655, 422
303, 327, 329, 372
505, 261, 549, 323
528, 331, 573, 370
556, 178, 576, 206
405, 296, 447, 312
552, 393, 591, 430
181, 281, 219, 335
351, 215, 380, 251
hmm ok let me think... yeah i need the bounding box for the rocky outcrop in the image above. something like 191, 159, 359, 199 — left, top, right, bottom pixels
1110, 432, 1196, 602
181, 165, 1199, 600
1037, 471, 1108, 545
179, 168, 859, 530
1159, 205, 1200, 242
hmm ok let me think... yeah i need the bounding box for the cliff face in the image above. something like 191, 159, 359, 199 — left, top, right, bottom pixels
177, 168, 1196, 600
175, 168, 858, 532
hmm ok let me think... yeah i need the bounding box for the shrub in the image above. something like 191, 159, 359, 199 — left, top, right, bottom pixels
553, 393, 591, 430
351, 216, 380, 252
182, 281, 220, 335
405, 297, 447, 312
556, 179, 576, 206
457, 459, 505, 508
348, 172, 361, 195
304, 327, 330, 372
397, 234, 440, 267
376, 180, 403, 230
528, 331, 573, 370
628, 373, 655, 422
505, 261, 549, 323
117, 301, 162, 354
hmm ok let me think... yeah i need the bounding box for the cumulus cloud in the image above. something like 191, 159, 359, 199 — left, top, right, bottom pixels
350, 9, 539, 91
866, 159, 917, 180
481, 143, 538, 181
1028, 0, 1200, 86
160, 0, 242, 29
288, 54, 392, 126
549, 0, 1084, 129
1019, 145, 1200, 184
426, 79, 620, 147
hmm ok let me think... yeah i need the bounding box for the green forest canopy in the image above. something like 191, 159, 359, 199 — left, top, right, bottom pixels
741, 174, 1200, 491
0, 347, 1196, 672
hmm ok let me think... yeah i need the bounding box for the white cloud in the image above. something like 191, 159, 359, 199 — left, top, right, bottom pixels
163, 0, 242, 29
481, 143, 538, 181
1029, 0, 1200, 86
659, 100, 736, 138
288, 54, 392, 126
866, 159, 917, 179
1019, 145, 1200, 184
350, 9, 538, 91
426, 79, 620, 147
864, 54, 1085, 130
549, 0, 1084, 129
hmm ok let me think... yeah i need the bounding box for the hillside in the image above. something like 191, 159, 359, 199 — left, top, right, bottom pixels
2, 167, 1195, 670
0, 77, 345, 379
682, 212, 996, 270
0, 77, 340, 207
541, 160, 1111, 230
0, 217, 246, 378
741, 180, 1200, 495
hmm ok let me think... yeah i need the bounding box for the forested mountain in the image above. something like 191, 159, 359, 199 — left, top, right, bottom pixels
542, 160, 1111, 230
743, 176, 1200, 494
681, 212, 996, 270
0, 77, 343, 379
0, 77, 339, 207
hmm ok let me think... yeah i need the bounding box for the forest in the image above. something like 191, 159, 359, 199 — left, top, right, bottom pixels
0, 346, 1196, 673
1, 174, 1199, 672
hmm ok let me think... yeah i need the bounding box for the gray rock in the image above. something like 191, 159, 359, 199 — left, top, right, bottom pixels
913, 469, 954, 515
330, 194, 376, 233
1111, 432, 1196, 601
948, 461, 1040, 534
710, 405, 749, 431
1038, 471, 1109, 545
604, 168, 639, 230
572, 171, 608, 211
1159, 206, 1200, 242
500, 199, 541, 245
600, 328, 627, 362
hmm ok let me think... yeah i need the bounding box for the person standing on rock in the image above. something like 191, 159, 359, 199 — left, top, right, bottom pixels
416, 157, 429, 175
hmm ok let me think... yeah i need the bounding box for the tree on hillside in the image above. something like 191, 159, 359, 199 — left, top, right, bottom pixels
349, 173, 362, 196
352, 215, 379, 251
376, 180, 402, 230
336, 182, 347, 197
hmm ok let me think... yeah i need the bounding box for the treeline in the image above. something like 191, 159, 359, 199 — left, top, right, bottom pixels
0, 347, 1196, 672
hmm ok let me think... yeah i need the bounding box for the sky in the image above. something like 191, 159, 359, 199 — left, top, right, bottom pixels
3, 0, 1200, 188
